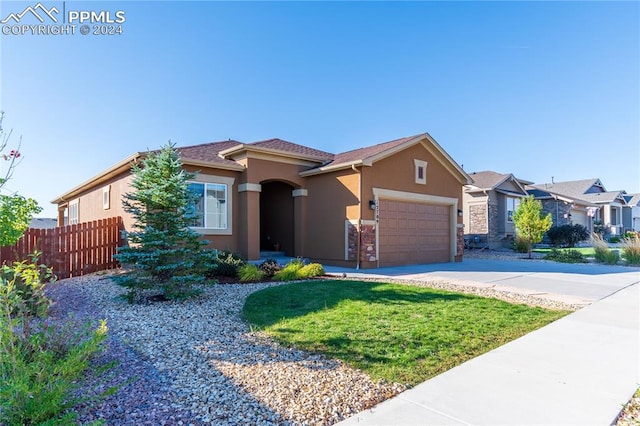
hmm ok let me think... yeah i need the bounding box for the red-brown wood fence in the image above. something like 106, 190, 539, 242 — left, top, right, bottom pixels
0, 217, 124, 279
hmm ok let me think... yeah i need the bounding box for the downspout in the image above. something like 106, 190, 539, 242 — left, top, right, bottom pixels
352, 164, 361, 270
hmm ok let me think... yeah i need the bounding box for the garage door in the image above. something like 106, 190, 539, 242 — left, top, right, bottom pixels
571, 210, 589, 229
378, 199, 451, 267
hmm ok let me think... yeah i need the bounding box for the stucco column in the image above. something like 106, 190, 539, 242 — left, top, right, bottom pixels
292, 189, 308, 258
238, 183, 261, 260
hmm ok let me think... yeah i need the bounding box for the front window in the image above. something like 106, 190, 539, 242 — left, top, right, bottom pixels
507, 197, 520, 222
188, 182, 227, 229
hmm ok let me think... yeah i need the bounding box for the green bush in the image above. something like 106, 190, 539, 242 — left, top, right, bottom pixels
609, 236, 621, 244
214, 250, 246, 277
546, 224, 589, 248
298, 263, 325, 278
0, 256, 109, 425
238, 264, 265, 282
259, 259, 281, 277
512, 236, 530, 253
0, 320, 108, 425
621, 235, 640, 266
273, 259, 305, 281
601, 250, 620, 265
543, 249, 587, 264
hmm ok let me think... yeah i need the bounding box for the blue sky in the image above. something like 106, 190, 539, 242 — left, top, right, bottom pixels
1, 1, 638, 218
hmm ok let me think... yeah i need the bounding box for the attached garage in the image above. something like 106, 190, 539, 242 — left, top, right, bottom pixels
571, 210, 589, 230
378, 199, 451, 266
373, 188, 459, 267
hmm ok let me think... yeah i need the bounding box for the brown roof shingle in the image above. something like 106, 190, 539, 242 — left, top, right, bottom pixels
175, 140, 244, 167
324, 134, 420, 167
248, 138, 334, 161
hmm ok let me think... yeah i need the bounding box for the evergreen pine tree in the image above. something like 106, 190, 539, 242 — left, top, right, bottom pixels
115, 142, 207, 300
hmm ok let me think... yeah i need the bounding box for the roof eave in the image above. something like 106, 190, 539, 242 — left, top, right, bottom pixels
51, 152, 142, 205
299, 160, 366, 177
219, 144, 330, 164
182, 158, 245, 171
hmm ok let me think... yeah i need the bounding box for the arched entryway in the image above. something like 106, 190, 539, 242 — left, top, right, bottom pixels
260, 181, 295, 255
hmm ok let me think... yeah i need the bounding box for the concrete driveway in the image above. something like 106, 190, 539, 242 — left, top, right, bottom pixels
325, 258, 640, 305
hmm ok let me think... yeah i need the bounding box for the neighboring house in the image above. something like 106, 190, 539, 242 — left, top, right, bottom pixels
528, 178, 626, 235
52, 133, 471, 268
622, 193, 640, 233
462, 171, 531, 249
29, 218, 58, 229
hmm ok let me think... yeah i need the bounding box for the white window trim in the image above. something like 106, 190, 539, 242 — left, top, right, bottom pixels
69, 198, 79, 225
103, 185, 111, 210
414, 159, 428, 185
506, 196, 521, 223
189, 175, 235, 236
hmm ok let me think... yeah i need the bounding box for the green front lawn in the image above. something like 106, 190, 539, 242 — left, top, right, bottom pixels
243, 280, 567, 386
533, 247, 595, 256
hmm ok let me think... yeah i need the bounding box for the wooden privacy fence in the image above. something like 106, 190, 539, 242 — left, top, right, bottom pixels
0, 217, 124, 279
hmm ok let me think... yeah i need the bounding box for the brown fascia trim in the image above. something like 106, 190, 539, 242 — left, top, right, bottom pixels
181, 159, 245, 172
218, 144, 331, 164
50, 153, 142, 205
299, 160, 368, 177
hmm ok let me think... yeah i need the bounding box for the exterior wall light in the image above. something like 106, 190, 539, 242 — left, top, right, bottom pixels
369, 200, 376, 210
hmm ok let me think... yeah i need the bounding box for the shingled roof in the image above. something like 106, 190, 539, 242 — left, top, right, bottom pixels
466, 171, 510, 190
529, 178, 605, 199
327, 135, 418, 166
247, 138, 334, 162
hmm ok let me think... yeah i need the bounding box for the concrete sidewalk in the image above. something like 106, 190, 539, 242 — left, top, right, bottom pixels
336, 268, 639, 425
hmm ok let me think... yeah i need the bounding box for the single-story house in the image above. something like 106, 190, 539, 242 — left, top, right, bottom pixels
528, 178, 626, 235
462, 171, 531, 249
52, 133, 472, 268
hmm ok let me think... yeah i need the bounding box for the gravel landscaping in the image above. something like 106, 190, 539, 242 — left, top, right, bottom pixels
42, 251, 630, 424
47, 274, 404, 425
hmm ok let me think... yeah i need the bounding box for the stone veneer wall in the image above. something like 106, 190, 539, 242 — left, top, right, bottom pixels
468, 204, 488, 234
347, 223, 377, 263
540, 200, 572, 227
487, 203, 500, 243
456, 226, 464, 259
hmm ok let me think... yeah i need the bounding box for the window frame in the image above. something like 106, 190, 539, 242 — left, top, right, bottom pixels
103, 185, 111, 210
187, 175, 234, 235
506, 196, 521, 223
414, 159, 428, 185
69, 199, 79, 225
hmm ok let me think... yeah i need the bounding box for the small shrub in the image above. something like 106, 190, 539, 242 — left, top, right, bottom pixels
543, 249, 587, 264
298, 263, 325, 278
238, 264, 265, 282
215, 250, 246, 277
273, 259, 305, 281
621, 235, 640, 266
0, 320, 108, 425
259, 259, 281, 277
608, 236, 621, 244
592, 234, 610, 263
546, 224, 589, 248
512, 236, 530, 253
602, 250, 620, 265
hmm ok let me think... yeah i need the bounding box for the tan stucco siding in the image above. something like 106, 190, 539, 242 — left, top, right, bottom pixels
361, 144, 463, 222
68, 172, 135, 231
240, 158, 307, 188
304, 169, 360, 263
